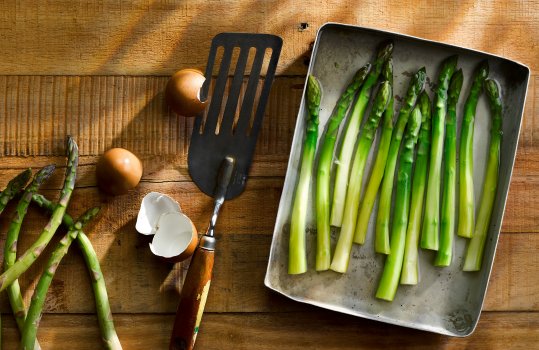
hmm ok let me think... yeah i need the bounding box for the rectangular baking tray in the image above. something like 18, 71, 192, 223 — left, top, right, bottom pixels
264, 23, 530, 337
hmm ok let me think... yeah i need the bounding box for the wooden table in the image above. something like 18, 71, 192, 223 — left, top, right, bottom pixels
0, 1, 537, 348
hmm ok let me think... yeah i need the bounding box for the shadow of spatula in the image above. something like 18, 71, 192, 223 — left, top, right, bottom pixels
170, 33, 282, 350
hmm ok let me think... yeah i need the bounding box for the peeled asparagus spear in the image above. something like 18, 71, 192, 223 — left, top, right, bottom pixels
4, 166, 55, 350
289, 75, 321, 274
375, 67, 426, 254
436, 69, 463, 267
458, 61, 489, 238
354, 58, 394, 245
21, 207, 100, 350
376, 105, 422, 301
463, 79, 502, 271
31, 194, 123, 350
401, 92, 431, 285
316, 64, 370, 271
421, 55, 459, 251
331, 42, 393, 227
331, 81, 391, 273
0, 137, 78, 292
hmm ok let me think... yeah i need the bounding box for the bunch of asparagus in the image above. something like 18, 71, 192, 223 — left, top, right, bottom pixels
288, 42, 504, 301
0, 137, 122, 349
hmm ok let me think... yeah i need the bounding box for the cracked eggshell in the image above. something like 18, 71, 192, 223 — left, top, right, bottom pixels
136, 192, 182, 235
149, 212, 198, 263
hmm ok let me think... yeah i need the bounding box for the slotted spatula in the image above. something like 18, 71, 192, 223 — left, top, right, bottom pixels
170, 33, 282, 350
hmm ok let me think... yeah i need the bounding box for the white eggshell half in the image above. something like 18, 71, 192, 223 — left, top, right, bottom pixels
149, 212, 194, 258
135, 192, 181, 235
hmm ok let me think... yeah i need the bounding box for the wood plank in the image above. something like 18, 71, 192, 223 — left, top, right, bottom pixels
0, 224, 536, 314
0, 76, 304, 157
2, 311, 538, 349
0, 167, 535, 234
0, 1, 537, 75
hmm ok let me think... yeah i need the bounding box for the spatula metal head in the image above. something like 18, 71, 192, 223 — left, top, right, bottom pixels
188, 33, 283, 199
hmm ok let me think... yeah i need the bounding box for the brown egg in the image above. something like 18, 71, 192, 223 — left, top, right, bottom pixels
165, 68, 207, 117
96, 148, 143, 195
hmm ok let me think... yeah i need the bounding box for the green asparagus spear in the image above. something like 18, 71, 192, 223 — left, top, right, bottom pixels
463, 79, 502, 271
376, 105, 422, 301
331, 81, 391, 273
316, 64, 370, 271
435, 69, 464, 266
375, 67, 426, 254
401, 92, 431, 284
4, 166, 55, 349
0, 169, 32, 213
289, 75, 321, 274
21, 207, 100, 350
421, 55, 459, 251
0, 137, 78, 291
0, 168, 32, 349
354, 58, 394, 244
458, 61, 489, 238
31, 194, 123, 350
331, 42, 393, 227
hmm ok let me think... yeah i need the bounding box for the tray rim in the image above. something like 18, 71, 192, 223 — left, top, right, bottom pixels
264, 21, 531, 338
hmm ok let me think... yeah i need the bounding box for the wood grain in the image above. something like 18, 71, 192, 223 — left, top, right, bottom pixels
0, 1, 537, 75
1, 311, 538, 349
0, 1, 537, 348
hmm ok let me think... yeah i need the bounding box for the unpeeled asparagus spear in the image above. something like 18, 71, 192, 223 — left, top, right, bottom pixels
463, 79, 502, 271
316, 64, 370, 271
4, 166, 55, 349
0, 168, 32, 349
331, 81, 391, 273
375, 67, 426, 254
421, 55, 459, 251
401, 92, 432, 285
458, 61, 489, 238
354, 58, 394, 245
376, 105, 422, 301
0, 137, 78, 291
20, 207, 100, 350
31, 194, 122, 350
436, 69, 464, 266
289, 75, 321, 274
331, 42, 393, 227
0, 169, 32, 213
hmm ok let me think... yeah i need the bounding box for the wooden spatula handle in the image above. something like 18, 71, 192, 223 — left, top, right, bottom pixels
170, 244, 214, 350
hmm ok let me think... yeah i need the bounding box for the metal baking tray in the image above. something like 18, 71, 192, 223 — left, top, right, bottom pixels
264, 23, 530, 337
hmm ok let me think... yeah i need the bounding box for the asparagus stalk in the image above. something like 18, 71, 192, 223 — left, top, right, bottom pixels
315, 64, 370, 271
31, 194, 123, 349
21, 207, 100, 350
401, 92, 432, 284
435, 69, 464, 266
4, 166, 55, 350
0, 169, 32, 212
0, 168, 32, 350
289, 75, 321, 274
331, 42, 393, 227
463, 79, 502, 271
0, 137, 78, 291
421, 55, 459, 251
331, 81, 391, 273
376, 105, 422, 301
458, 61, 489, 238
354, 58, 394, 244
375, 67, 426, 254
